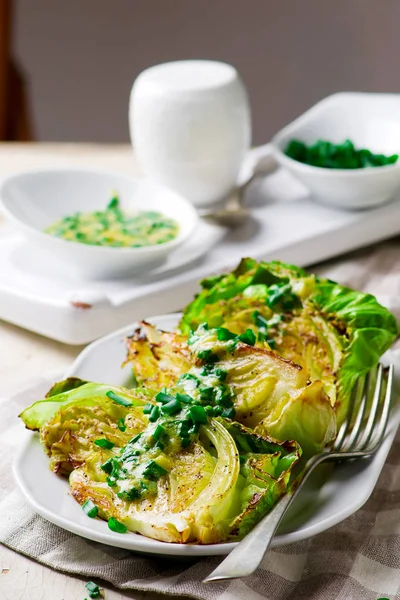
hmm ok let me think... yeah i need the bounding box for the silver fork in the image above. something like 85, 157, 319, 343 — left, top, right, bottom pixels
204, 363, 394, 583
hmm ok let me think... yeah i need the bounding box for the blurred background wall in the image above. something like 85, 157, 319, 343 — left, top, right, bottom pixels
13, 0, 400, 144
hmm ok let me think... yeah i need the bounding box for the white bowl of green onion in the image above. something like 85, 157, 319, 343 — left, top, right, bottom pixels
0, 169, 198, 279
270, 92, 400, 209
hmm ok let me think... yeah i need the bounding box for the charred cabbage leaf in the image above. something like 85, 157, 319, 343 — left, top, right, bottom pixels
19, 380, 152, 475
180, 258, 398, 424
125, 322, 191, 389
125, 322, 336, 455
19, 379, 300, 544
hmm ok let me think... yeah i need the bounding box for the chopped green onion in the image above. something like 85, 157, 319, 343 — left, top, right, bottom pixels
142, 460, 168, 479
217, 327, 236, 341
189, 405, 208, 424
213, 367, 227, 381
149, 405, 160, 422
129, 433, 142, 444
176, 392, 192, 404
117, 487, 141, 501
161, 399, 181, 415
107, 195, 119, 210
143, 404, 153, 414
237, 329, 256, 346
284, 138, 399, 169
117, 418, 126, 432
106, 390, 132, 407
100, 457, 114, 474
253, 310, 269, 329
85, 581, 101, 598
152, 423, 165, 441
199, 386, 214, 402
155, 391, 175, 404
108, 517, 127, 533
82, 499, 98, 518
94, 438, 115, 449
221, 407, 236, 419
198, 349, 217, 362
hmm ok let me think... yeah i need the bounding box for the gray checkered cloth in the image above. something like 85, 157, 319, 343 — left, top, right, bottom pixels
1, 240, 400, 600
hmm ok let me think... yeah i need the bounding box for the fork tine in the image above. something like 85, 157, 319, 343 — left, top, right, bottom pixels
342, 372, 371, 452
334, 375, 364, 451
365, 365, 394, 454
357, 364, 384, 451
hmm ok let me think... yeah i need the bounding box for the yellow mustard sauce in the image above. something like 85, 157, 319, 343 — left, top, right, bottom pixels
45, 195, 180, 248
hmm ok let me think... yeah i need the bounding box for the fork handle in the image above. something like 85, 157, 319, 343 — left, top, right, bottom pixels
204, 454, 325, 582
204, 490, 295, 582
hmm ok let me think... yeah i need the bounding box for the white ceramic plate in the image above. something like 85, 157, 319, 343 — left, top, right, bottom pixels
14, 313, 400, 557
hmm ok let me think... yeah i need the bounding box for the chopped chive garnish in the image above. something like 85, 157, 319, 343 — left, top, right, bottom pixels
253, 311, 270, 329
108, 517, 127, 533
175, 392, 192, 404
142, 460, 168, 479
85, 581, 101, 598
161, 399, 181, 415
198, 349, 218, 362
117, 487, 141, 501
237, 329, 256, 346
107, 195, 119, 210
217, 327, 236, 341
152, 423, 165, 440
100, 457, 114, 474
221, 407, 236, 419
82, 499, 98, 518
106, 390, 132, 407
200, 387, 214, 401
143, 404, 153, 414
117, 418, 126, 432
189, 405, 208, 424
94, 438, 115, 449
155, 391, 175, 404
149, 405, 160, 422
129, 433, 142, 444
213, 367, 227, 381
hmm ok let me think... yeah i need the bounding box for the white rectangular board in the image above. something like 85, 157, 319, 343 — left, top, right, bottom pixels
0, 162, 399, 345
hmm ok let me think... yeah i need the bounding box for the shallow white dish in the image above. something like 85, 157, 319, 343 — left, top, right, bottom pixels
0, 169, 198, 279
14, 313, 400, 557
271, 92, 400, 209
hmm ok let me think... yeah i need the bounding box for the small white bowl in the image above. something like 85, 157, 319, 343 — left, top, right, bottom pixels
271, 92, 400, 209
0, 169, 198, 279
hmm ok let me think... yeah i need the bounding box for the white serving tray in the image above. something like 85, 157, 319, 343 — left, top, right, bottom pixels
1, 146, 400, 344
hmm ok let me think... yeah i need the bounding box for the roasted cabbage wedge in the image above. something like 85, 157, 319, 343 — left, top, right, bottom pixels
125, 322, 336, 455
19, 379, 300, 544
180, 258, 398, 424
20, 379, 152, 475
125, 322, 192, 389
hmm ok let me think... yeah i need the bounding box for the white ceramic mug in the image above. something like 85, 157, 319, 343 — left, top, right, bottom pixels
129, 60, 251, 207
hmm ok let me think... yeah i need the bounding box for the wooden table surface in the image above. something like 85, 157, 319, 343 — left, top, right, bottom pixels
0, 143, 399, 600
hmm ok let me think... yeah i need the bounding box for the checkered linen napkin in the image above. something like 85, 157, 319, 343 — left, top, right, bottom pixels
1, 241, 400, 600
